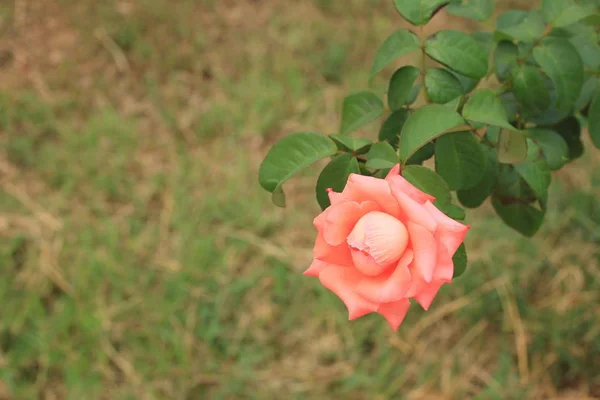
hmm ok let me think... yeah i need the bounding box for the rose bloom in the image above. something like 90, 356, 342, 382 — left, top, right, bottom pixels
304, 164, 469, 330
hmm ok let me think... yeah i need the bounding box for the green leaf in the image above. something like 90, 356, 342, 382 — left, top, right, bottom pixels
366, 142, 399, 169
569, 33, 600, 70
552, 116, 584, 160
495, 165, 537, 200
259, 132, 338, 206
398, 104, 466, 161
425, 68, 464, 104
402, 165, 452, 208
589, 92, 600, 149
445, 204, 467, 221
574, 75, 598, 112
494, 41, 519, 82
541, 0, 597, 27
472, 32, 495, 58
498, 130, 528, 163
379, 109, 409, 148
514, 147, 551, 206
446, 0, 494, 21
393, 0, 451, 25
495, 10, 546, 42
499, 92, 518, 122
527, 128, 569, 170
388, 66, 421, 110
452, 243, 468, 278
510, 65, 552, 117
452, 71, 480, 93
340, 91, 384, 135
316, 154, 360, 210
462, 89, 518, 131
434, 131, 487, 190
492, 196, 545, 237
370, 29, 421, 78
329, 134, 373, 154
407, 142, 435, 165
425, 30, 489, 79
457, 146, 499, 208
533, 38, 584, 111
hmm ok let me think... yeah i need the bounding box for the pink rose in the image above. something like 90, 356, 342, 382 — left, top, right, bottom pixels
304, 164, 470, 330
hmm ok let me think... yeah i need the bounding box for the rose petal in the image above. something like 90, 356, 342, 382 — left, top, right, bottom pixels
385, 164, 401, 178
387, 175, 436, 204
423, 201, 470, 255
340, 174, 401, 217
355, 249, 414, 303
314, 231, 354, 266
327, 188, 345, 206
389, 186, 437, 232
434, 243, 454, 282
313, 208, 330, 230
303, 259, 343, 277
377, 299, 411, 331
319, 267, 378, 320
407, 222, 437, 282
413, 281, 444, 310
324, 201, 379, 246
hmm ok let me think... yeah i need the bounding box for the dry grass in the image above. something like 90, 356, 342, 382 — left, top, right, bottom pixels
0, 0, 598, 399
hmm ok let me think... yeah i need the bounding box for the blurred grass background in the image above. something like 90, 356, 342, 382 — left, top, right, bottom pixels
0, 0, 599, 399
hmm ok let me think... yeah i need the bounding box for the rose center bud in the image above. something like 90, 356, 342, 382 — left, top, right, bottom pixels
346, 211, 409, 277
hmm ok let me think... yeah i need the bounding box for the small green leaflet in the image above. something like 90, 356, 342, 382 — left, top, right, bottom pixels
446, 0, 494, 22
259, 132, 338, 207
514, 145, 552, 206
462, 89, 518, 131
329, 134, 372, 154
533, 38, 584, 111
425, 30, 489, 79
379, 109, 410, 148
494, 41, 518, 82
393, 0, 451, 26
452, 243, 468, 278
495, 10, 546, 42
366, 142, 399, 169
492, 196, 545, 237
434, 131, 487, 191
458, 146, 499, 208
402, 165, 452, 208
526, 128, 569, 170
425, 68, 464, 104
398, 104, 466, 162
388, 66, 421, 110
510, 65, 552, 117
340, 91, 384, 135
370, 29, 421, 78
316, 154, 360, 210
541, 0, 597, 28
589, 92, 600, 149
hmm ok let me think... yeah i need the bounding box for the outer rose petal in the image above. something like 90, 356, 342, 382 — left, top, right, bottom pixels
377, 299, 411, 331
313, 208, 330, 230
413, 281, 444, 310
314, 231, 354, 266
434, 243, 454, 282
327, 188, 345, 206
423, 201, 470, 255
389, 185, 437, 232
407, 222, 437, 282
339, 174, 401, 217
355, 249, 414, 303
324, 201, 379, 246
303, 259, 343, 277
319, 267, 378, 320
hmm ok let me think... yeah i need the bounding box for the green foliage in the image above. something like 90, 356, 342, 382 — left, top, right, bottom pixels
340, 91, 385, 135
259, 0, 600, 272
